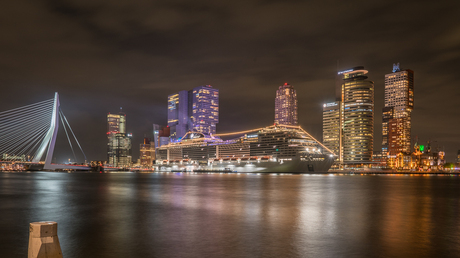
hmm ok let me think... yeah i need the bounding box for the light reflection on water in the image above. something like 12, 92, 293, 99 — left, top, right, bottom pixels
1, 172, 460, 257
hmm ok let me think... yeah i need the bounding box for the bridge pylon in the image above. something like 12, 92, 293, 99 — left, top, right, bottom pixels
31, 92, 59, 170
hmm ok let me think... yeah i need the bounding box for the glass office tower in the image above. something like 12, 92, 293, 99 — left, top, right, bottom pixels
341, 67, 374, 164
322, 101, 341, 158
168, 85, 219, 140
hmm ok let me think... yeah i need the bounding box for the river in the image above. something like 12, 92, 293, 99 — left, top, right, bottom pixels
1, 172, 460, 257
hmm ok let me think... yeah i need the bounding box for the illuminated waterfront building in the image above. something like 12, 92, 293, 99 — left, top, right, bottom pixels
153, 124, 170, 148
322, 67, 374, 165
382, 63, 414, 155
391, 140, 445, 171
381, 107, 394, 153
107, 133, 132, 167
341, 67, 374, 164
167, 90, 189, 140
322, 101, 341, 158
168, 85, 219, 140
191, 85, 219, 135
275, 83, 298, 125
140, 138, 154, 167
107, 111, 132, 167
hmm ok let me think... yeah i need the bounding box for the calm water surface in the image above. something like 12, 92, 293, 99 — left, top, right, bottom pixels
1, 172, 460, 258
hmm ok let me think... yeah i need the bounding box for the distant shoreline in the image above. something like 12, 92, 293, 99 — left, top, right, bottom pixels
1, 170, 459, 176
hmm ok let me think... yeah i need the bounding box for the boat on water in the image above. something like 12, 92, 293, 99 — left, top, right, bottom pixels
154, 124, 336, 173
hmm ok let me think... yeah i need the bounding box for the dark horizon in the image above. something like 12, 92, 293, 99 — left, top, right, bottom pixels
1, 0, 459, 162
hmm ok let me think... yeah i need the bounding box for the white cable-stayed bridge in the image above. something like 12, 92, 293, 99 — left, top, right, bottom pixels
0, 92, 90, 171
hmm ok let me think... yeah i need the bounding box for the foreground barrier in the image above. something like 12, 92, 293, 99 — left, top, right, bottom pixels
28, 221, 63, 258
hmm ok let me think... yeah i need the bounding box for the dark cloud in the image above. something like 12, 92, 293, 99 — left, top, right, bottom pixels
1, 0, 459, 162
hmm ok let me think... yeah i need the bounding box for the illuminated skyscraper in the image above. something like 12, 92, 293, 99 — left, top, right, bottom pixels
107, 111, 126, 134
191, 85, 219, 135
107, 111, 132, 167
167, 90, 189, 140
382, 63, 414, 155
322, 101, 341, 157
324, 67, 374, 165
341, 67, 374, 164
168, 85, 219, 140
140, 138, 154, 167
274, 83, 298, 125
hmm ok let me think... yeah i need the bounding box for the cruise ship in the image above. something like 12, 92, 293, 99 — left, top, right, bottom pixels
154, 124, 335, 173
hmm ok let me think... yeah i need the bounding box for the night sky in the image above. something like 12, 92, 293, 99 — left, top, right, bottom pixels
1, 0, 459, 162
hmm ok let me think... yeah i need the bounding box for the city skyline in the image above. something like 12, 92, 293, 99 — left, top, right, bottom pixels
0, 1, 459, 162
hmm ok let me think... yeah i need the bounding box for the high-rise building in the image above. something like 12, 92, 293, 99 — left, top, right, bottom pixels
167, 90, 189, 140
107, 111, 126, 134
382, 63, 414, 155
191, 85, 219, 135
153, 124, 161, 149
323, 67, 374, 165
153, 124, 171, 149
107, 111, 132, 167
341, 67, 374, 164
275, 83, 298, 125
140, 138, 154, 167
322, 101, 341, 157
381, 107, 394, 153
167, 85, 219, 140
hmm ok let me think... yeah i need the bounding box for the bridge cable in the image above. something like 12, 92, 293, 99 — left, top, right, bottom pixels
0, 99, 54, 161
60, 109, 87, 162
59, 111, 77, 163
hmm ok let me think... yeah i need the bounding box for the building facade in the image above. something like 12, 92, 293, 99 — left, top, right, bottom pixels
107, 112, 132, 167
167, 90, 189, 140
390, 140, 445, 171
323, 67, 374, 166
382, 63, 414, 155
191, 85, 219, 135
107, 132, 132, 167
322, 101, 341, 158
275, 83, 298, 125
107, 112, 126, 135
167, 85, 219, 140
153, 124, 171, 148
341, 67, 374, 164
140, 138, 154, 167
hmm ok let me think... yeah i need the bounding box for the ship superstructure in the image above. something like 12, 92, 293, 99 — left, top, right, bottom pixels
155, 124, 335, 172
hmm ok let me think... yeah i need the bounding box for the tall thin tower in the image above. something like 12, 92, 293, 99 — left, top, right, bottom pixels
274, 83, 298, 125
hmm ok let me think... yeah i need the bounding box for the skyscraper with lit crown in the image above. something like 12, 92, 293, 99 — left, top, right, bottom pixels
274, 83, 298, 125
341, 67, 374, 164
323, 67, 374, 165
382, 63, 414, 155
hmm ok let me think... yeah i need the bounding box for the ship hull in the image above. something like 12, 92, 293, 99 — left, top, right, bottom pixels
155, 156, 334, 173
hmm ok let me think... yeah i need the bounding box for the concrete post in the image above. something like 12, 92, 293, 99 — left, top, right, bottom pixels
28, 221, 63, 258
